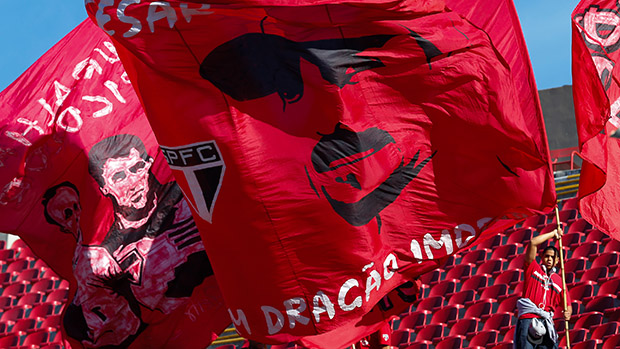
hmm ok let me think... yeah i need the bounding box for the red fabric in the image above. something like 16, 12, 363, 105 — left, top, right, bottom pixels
84, 1, 555, 347
572, 0, 620, 240
0, 20, 229, 348
520, 261, 568, 317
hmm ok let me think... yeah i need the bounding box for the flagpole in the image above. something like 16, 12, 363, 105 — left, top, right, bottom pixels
555, 206, 570, 349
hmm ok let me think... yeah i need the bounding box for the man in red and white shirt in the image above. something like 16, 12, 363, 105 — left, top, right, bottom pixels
515, 227, 571, 348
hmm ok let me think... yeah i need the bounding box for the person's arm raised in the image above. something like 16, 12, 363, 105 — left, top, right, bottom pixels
524, 227, 563, 265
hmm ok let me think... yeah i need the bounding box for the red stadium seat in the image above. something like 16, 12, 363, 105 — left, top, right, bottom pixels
0, 296, 14, 310
414, 296, 444, 312
0, 250, 15, 263
504, 325, 516, 341
507, 254, 525, 271
603, 333, 620, 349
574, 312, 604, 329
570, 241, 600, 260
568, 282, 594, 302
447, 290, 475, 307
428, 280, 457, 298
476, 259, 504, 277
28, 303, 54, 320
478, 284, 508, 302
10, 239, 29, 251
14, 268, 39, 283
497, 295, 519, 314
401, 343, 429, 349
584, 228, 608, 244
390, 329, 415, 346
597, 277, 620, 297
520, 215, 546, 230
559, 328, 588, 346
481, 312, 512, 332
2, 282, 26, 297
584, 295, 620, 319
462, 299, 495, 321
580, 266, 609, 283
460, 274, 490, 292
57, 279, 70, 290
571, 340, 597, 349
460, 249, 489, 266
506, 228, 533, 245
30, 279, 55, 293
398, 310, 431, 330
468, 329, 499, 347
490, 244, 519, 260
0, 307, 24, 322
591, 252, 620, 272
475, 235, 501, 250
591, 322, 620, 343
602, 239, 620, 254
16, 292, 43, 307
557, 209, 577, 224
419, 269, 440, 286
6, 259, 30, 274
0, 334, 19, 347
13, 318, 37, 333
567, 218, 590, 235
494, 269, 521, 289
39, 314, 62, 330
413, 324, 444, 343
430, 305, 460, 326
564, 257, 587, 276
435, 336, 463, 349
46, 289, 69, 303
445, 263, 474, 281
561, 197, 578, 211
22, 329, 48, 347
448, 318, 479, 338
562, 232, 583, 248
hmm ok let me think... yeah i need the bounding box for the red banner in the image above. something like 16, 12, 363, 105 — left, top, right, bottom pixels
85, 1, 555, 346
572, 0, 620, 241
0, 20, 229, 348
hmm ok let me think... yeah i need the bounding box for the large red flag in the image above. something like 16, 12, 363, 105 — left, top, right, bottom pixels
85, 0, 555, 346
0, 20, 229, 348
572, 0, 620, 240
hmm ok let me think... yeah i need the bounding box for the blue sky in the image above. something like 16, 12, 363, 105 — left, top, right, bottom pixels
0, 1, 580, 92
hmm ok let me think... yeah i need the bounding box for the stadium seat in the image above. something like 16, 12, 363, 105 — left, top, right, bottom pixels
430, 305, 460, 325
46, 289, 69, 303
580, 266, 609, 283
0, 307, 24, 322
14, 268, 39, 283
597, 277, 620, 297
414, 296, 444, 313
557, 209, 577, 224
419, 269, 440, 286
477, 284, 508, 302
30, 279, 54, 293
591, 252, 620, 272
568, 282, 594, 302
0, 296, 14, 310
563, 257, 587, 278
16, 292, 43, 307
390, 328, 415, 346
490, 244, 519, 260
494, 269, 521, 289
57, 279, 70, 290
39, 314, 62, 330
435, 336, 463, 349
401, 343, 429, 349
2, 282, 26, 297
506, 254, 525, 270
28, 303, 54, 320
475, 259, 504, 277
10, 239, 29, 250
584, 295, 620, 319
584, 228, 608, 244
0, 334, 19, 347
447, 290, 475, 307
0, 250, 15, 263
504, 325, 516, 342
6, 259, 30, 274
475, 235, 501, 250
602, 239, 620, 254
520, 215, 546, 230
460, 274, 490, 292
467, 329, 499, 347
603, 333, 620, 349
571, 339, 597, 349
460, 249, 489, 266
445, 263, 474, 281
428, 280, 456, 298
561, 197, 578, 211
448, 318, 479, 338
569, 241, 600, 260
496, 295, 520, 314
566, 218, 589, 235
412, 324, 444, 344
398, 311, 430, 330
574, 311, 603, 329
481, 312, 512, 333
506, 228, 533, 245
22, 329, 48, 347
562, 232, 583, 248
462, 299, 495, 321
559, 328, 588, 346
13, 318, 36, 333
590, 322, 620, 343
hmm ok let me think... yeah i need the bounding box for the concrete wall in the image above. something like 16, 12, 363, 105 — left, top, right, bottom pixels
538, 85, 578, 151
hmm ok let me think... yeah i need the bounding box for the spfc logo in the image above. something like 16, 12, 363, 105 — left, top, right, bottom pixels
160, 141, 225, 223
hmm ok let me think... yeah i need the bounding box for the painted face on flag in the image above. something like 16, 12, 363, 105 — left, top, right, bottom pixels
45, 184, 81, 237
100, 148, 153, 209
307, 123, 434, 228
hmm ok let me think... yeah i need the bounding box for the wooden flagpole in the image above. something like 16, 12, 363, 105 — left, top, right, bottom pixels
555, 206, 570, 349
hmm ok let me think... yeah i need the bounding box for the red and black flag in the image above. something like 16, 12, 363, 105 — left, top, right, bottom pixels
85, 0, 555, 346
0, 20, 229, 348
